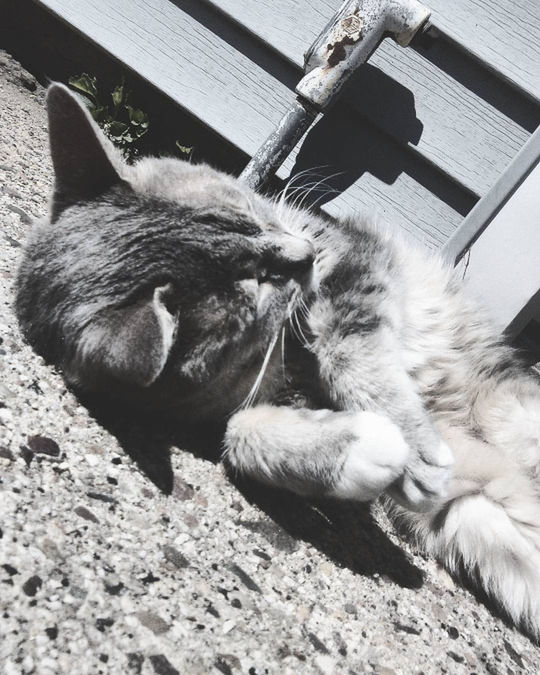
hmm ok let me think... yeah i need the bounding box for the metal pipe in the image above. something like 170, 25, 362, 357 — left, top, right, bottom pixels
239, 98, 317, 190
239, 0, 431, 191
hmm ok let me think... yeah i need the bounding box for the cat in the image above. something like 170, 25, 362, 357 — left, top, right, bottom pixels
15, 83, 540, 640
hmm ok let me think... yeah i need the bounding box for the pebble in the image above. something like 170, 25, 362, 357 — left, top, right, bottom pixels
148, 654, 179, 675
222, 620, 236, 635
162, 545, 189, 569
136, 611, 170, 635
22, 575, 43, 596
27, 434, 60, 456
74, 506, 99, 523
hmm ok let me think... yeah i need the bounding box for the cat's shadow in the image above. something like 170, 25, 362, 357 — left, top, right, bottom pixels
82, 394, 424, 590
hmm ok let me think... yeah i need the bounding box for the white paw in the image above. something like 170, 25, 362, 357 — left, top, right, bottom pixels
390, 439, 454, 512
331, 412, 410, 501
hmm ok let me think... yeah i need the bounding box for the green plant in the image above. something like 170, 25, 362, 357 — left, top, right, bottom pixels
68, 73, 150, 161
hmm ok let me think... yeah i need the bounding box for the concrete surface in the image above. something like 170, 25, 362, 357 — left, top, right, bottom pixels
1, 50, 539, 674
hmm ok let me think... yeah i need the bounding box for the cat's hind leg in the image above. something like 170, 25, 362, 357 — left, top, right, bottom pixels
224, 405, 410, 501
397, 424, 540, 640
471, 374, 540, 475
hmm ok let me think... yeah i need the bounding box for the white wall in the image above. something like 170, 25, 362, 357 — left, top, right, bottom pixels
461, 161, 540, 334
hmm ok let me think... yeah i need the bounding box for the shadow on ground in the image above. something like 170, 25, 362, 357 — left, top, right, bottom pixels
80, 393, 425, 592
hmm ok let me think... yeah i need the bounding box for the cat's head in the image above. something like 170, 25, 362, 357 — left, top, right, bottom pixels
15, 84, 316, 417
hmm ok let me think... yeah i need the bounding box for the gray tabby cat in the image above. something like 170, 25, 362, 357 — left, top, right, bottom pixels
16, 84, 540, 639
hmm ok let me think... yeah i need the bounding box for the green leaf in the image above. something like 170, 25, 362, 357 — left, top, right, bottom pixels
90, 106, 109, 123
126, 105, 149, 127
68, 73, 98, 105
111, 83, 125, 109
108, 121, 129, 138
176, 141, 193, 156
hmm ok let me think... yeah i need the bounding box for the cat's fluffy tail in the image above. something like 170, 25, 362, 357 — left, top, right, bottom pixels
394, 468, 540, 639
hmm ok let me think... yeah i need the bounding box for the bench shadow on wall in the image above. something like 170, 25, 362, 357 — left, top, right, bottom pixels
288, 64, 426, 209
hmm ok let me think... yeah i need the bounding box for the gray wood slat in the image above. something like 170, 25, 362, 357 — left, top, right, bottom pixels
36, 0, 470, 248
427, 0, 540, 103
213, 0, 540, 102
209, 0, 538, 198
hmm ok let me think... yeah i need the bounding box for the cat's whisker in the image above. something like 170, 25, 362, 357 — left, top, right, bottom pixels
276, 166, 335, 217
236, 330, 280, 412
291, 308, 310, 349
280, 325, 287, 380
275, 168, 328, 219
293, 171, 345, 213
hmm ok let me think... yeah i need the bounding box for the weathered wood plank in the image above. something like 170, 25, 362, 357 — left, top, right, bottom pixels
427, 0, 540, 102
36, 0, 470, 247
213, 0, 540, 102
280, 109, 471, 250
209, 0, 539, 197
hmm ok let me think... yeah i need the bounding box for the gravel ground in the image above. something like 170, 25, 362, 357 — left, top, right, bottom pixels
1, 50, 539, 675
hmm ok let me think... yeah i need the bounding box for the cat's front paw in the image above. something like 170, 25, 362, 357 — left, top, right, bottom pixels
389, 439, 454, 512
331, 412, 411, 501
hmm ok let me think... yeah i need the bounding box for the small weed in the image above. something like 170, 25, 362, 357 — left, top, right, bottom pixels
68, 73, 192, 162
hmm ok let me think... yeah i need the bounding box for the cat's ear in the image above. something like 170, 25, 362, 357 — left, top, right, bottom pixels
46, 83, 125, 219
77, 284, 178, 387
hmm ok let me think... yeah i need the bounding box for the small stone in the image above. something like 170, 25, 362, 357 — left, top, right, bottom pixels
127, 653, 144, 674
172, 476, 195, 501
252, 548, 271, 561
39, 537, 61, 560
503, 640, 524, 669
95, 617, 114, 632
393, 622, 421, 635
307, 632, 329, 654
87, 491, 117, 504
140, 571, 160, 584
214, 656, 233, 675
344, 603, 356, 615
149, 654, 179, 675
105, 581, 124, 596
215, 655, 241, 674
136, 611, 170, 635
227, 563, 262, 593
27, 435, 60, 457
222, 619, 236, 635
447, 625, 459, 639
74, 506, 99, 523
2, 564, 18, 576
20, 446, 33, 466
162, 545, 189, 570
447, 651, 464, 663
22, 575, 42, 596
45, 626, 58, 640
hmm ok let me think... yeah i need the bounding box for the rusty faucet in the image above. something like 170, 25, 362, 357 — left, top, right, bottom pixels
240, 0, 431, 190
